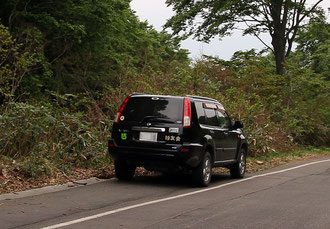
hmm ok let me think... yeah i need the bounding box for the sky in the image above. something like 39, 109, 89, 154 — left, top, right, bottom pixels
130, 0, 330, 60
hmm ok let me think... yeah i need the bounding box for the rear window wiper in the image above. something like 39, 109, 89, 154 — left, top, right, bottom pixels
140, 116, 174, 123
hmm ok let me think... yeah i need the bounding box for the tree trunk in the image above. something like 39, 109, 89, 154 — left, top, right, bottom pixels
272, 35, 286, 75
270, 0, 287, 75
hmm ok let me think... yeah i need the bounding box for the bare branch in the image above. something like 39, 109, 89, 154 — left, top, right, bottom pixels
8, 1, 19, 30
261, 3, 272, 23
282, 1, 290, 26
243, 21, 274, 52
50, 45, 71, 64
25, 0, 32, 13
288, 0, 319, 36
296, 0, 323, 25
285, 0, 323, 56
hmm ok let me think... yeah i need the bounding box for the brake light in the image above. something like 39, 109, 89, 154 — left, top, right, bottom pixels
108, 142, 115, 147
114, 94, 132, 123
181, 147, 190, 152
183, 97, 191, 128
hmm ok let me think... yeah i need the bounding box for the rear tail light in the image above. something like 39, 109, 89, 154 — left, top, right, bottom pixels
108, 142, 115, 147
183, 97, 191, 128
114, 94, 132, 123
180, 147, 190, 152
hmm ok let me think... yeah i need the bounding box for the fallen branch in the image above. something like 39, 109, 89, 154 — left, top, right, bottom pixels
57, 169, 87, 186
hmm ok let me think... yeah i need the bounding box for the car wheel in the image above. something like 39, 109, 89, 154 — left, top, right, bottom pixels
115, 160, 136, 181
192, 152, 212, 187
230, 148, 246, 179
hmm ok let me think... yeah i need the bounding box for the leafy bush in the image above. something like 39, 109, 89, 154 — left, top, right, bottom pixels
0, 24, 46, 104
0, 102, 111, 177
17, 155, 53, 178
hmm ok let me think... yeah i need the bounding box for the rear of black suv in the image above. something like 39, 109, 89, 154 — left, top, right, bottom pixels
109, 94, 203, 168
109, 93, 248, 187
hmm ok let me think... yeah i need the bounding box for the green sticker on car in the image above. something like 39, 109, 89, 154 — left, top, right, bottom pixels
121, 133, 127, 140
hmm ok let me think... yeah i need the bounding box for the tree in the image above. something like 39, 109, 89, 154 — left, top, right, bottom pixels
165, 0, 324, 75
0, 0, 189, 99
294, 15, 330, 80
0, 24, 41, 104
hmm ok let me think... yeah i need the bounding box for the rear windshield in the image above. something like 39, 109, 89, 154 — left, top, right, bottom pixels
121, 96, 183, 123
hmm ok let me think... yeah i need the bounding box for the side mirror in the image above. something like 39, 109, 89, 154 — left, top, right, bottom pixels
233, 121, 244, 129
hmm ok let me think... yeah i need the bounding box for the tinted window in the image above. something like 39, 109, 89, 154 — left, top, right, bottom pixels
121, 97, 183, 123
204, 108, 219, 126
216, 109, 231, 128
195, 101, 206, 124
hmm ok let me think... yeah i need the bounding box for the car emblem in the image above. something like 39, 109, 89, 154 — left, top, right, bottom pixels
147, 123, 152, 126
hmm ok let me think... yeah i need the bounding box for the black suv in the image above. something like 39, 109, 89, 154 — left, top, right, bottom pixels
108, 93, 248, 187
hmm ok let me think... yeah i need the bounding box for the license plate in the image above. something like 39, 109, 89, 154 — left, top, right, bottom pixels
139, 132, 158, 142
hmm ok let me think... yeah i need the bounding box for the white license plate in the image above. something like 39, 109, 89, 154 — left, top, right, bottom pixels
139, 132, 158, 142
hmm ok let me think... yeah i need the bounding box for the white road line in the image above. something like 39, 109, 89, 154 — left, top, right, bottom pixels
41, 158, 330, 229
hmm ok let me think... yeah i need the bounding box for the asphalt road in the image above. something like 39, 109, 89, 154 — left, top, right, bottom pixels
1, 156, 330, 229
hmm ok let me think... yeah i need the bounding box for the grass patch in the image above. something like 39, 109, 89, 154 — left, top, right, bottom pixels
246, 147, 330, 173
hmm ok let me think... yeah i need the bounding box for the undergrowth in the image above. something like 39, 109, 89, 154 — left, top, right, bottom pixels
0, 102, 111, 178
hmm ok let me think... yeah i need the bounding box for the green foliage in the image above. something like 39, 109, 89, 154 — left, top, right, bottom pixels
17, 155, 53, 178
283, 60, 330, 145
165, 0, 325, 74
1, 0, 188, 101
295, 16, 330, 80
0, 24, 43, 103
0, 102, 111, 177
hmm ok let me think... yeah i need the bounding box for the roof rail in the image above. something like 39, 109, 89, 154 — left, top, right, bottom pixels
130, 92, 143, 95
186, 95, 219, 103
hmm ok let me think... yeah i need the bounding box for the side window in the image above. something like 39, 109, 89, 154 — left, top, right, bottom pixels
195, 101, 225, 127
195, 101, 206, 124
204, 106, 219, 126
216, 109, 231, 128
223, 111, 232, 127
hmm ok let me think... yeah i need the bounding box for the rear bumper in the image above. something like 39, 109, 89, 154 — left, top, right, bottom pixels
108, 139, 203, 168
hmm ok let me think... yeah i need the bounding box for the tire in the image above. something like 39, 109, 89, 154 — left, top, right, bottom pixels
192, 152, 212, 187
114, 160, 136, 181
230, 148, 246, 179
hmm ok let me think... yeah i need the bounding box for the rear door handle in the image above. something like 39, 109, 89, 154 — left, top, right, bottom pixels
210, 130, 215, 134
224, 132, 229, 136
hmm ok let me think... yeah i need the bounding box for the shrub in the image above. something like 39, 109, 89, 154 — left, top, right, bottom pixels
0, 102, 111, 177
